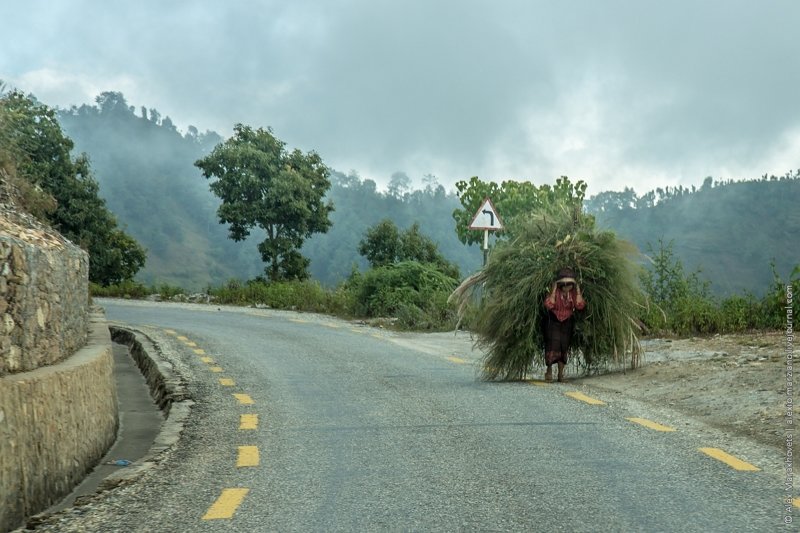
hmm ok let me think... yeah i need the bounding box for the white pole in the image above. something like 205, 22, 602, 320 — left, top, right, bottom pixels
483, 229, 489, 266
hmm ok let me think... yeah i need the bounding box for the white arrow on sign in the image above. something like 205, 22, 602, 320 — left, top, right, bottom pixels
468, 197, 504, 230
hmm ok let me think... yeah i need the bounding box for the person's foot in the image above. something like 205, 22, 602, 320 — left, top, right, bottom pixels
557, 363, 567, 382
544, 368, 553, 383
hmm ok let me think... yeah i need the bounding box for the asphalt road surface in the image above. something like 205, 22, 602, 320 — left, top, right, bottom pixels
57, 298, 788, 532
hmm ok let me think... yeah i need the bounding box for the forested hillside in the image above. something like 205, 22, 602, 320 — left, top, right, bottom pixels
586, 173, 800, 296
58, 92, 797, 295
59, 93, 264, 288
58, 93, 481, 288
303, 172, 481, 284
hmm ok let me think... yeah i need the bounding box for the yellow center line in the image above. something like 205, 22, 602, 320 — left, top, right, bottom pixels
626, 417, 676, 432
200, 356, 215, 364
350, 329, 364, 334
210, 366, 224, 373
202, 488, 249, 520
371, 334, 383, 339
193, 348, 206, 355
233, 393, 254, 405
164, 329, 177, 335
236, 446, 260, 467
447, 356, 466, 364
793, 498, 800, 508
324, 323, 340, 328
177, 335, 189, 341
698, 448, 760, 471
290, 318, 308, 323
184, 341, 198, 347
240, 414, 259, 430
565, 391, 606, 405
219, 378, 235, 387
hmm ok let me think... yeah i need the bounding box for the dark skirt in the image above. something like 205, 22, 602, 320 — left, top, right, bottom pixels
544, 311, 575, 365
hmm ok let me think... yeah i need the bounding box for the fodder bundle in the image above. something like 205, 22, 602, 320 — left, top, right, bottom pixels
450, 202, 644, 380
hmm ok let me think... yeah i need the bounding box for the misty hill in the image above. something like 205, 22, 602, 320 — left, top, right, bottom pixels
58, 93, 481, 289
58, 93, 265, 288
587, 174, 800, 296
58, 92, 798, 295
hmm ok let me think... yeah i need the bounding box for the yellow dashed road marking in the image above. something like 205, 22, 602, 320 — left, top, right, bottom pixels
290, 318, 308, 323
184, 341, 198, 347
793, 498, 800, 508
565, 391, 606, 405
219, 378, 235, 386
201, 356, 215, 364
324, 323, 340, 328
240, 414, 259, 430
699, 448, 760, 471
210, 366, 224, 373
447, 356, 466, 364
350, 329, 364, 334
371, 334, 383, 339
626, 417, 676, 432
202, 488, 249, 520
177, 335, 189, 341
234, 394, 254, 405
236, 446, 260, 467
164, 329, 177, 335
193, 348, 206, 355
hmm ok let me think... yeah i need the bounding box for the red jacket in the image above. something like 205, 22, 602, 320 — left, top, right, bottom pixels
545, 288, 585, 322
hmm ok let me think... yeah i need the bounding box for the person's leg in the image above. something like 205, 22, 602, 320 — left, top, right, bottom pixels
544, 314, 558, 382
557, 317, 575, 382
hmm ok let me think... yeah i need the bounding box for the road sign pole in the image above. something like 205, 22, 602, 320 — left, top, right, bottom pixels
483, 229, 489, 266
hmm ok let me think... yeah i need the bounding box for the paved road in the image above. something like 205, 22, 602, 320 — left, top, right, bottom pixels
55, 299, 788, 532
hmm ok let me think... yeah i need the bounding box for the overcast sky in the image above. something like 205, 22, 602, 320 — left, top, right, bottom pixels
2, 0, 798, 194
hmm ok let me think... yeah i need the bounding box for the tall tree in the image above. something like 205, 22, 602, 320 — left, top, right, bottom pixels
195, 124, 334, 281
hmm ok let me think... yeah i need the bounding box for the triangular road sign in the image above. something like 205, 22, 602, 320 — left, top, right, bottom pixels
468, 197, 504, 230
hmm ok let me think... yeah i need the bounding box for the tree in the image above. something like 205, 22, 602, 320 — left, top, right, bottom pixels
195, 124, 334, 281
452, 175, 587, 246
0, 90, 146, 285
358, 219, 460, 279
387, 171, 411, 197
358, 219, 400, 267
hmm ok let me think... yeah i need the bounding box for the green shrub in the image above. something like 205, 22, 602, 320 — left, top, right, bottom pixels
345, 261, 459, 330
90, 280, 149, 299
209, 278, 339, 313
154, 283, 186, 299
719, 294, 759, 332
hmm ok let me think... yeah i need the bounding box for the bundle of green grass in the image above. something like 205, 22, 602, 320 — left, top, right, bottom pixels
450, 202, 644, 380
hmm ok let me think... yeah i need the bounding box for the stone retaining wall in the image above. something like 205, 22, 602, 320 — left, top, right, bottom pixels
0, 209, 117, 533
0, 314, 117, 532
0, 213, 89, 376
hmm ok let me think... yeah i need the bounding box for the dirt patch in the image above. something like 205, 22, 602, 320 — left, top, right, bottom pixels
574, 331, 795, 462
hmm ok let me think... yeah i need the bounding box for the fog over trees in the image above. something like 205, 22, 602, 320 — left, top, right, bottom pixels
57, 92, 798, 296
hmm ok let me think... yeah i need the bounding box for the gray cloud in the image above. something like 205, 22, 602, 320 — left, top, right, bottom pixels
2, 0, 798, 193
